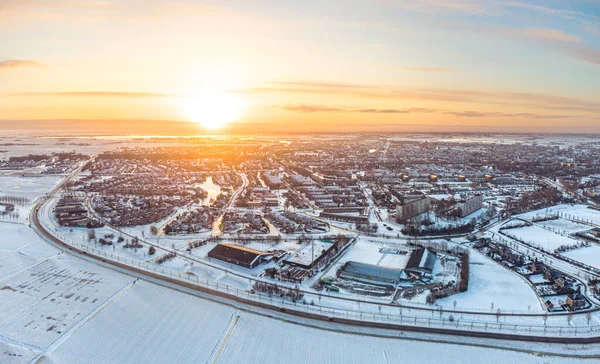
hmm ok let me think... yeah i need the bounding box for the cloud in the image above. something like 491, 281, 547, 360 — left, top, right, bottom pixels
520, 28, 582, 44
442, 111, 571, 119
549, 42, 600, 67
402, 67, 453, 72
382, 1, 600, 66
282, 105, 349, 113
245, 81, 600, 113
503, 1, 600, 24
281, 104, 572, 119
283, 104, 439, 114
379, 0, 490, 15
10, 91, 179, 98
565, 44, 600, 65
0, 60, 44, 69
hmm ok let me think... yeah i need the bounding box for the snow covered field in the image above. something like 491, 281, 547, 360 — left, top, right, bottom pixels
505, 225, 580, 251
0, 175, 61, 198
437, 250, 542, 312
561, 244, 600, 270
0, 175, 62, 223
217, 312, 587, 364
0, 205, 597, 362
0, 222, 58, 257
537, 218, 590, 235
519, 204, 600, 226
0, 340, 40, 364
0, 255, 132, 349
46, 281, 236, 364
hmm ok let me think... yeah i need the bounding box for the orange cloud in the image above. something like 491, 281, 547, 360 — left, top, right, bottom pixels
281, 104, 573, 119
0, 60, 44, 69
10, 91, 180, 98
402, 67, 453, 72
245, 82, 600, 113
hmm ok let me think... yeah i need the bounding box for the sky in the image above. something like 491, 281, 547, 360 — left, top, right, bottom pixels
1, 0, 600, 134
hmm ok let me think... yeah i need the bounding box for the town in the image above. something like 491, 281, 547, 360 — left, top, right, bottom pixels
3, 134, 600, 363
10, 135, 596, 314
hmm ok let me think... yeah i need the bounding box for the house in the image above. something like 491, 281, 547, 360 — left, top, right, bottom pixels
545, 269, 562, 282
566, 292, 587, 311
552, 277, 567, 291
531, 260, 545, 274
207, 243, 270, 269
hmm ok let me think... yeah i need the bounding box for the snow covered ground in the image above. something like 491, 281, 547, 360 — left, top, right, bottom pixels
519, 204, 600, 225
217, 311, 589, 364
0, 201, 597, 362
562, 244, 600, 270
0, 255, 132, 349
537, 218, 590, 235
0, 221, 61, 258
46, 281, 236, 364
0, 175, 61, 199
437, 250, 543, 312
504, 225, 580, 251
0, 340, 40, 364
0, 175, 62, 223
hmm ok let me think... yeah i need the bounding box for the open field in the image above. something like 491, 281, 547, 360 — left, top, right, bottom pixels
0, 255, 132, 349
46, 281, 236, 364
0, 340, 40, 364
216, 310, 588, 364
561, 244, 600, 270
0, 222, 58, 257
437, 250, 542, 312
519, 205, 600, 226
505, 225, 580, 251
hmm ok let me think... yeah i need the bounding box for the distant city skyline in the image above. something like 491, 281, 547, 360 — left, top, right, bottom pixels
1, 0, 600, 133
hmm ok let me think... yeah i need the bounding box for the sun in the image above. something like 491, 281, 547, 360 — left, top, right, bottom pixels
180, 87, 244, 130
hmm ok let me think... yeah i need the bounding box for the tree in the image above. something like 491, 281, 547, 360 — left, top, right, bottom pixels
148, 246, 156, 255
150, 225, 158, 235
87, 229, 96, 241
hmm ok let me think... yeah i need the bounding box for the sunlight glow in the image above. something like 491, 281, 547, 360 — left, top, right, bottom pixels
179, 88, 244, 130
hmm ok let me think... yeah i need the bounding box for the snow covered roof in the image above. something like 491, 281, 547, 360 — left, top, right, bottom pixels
341, 261, 404, 282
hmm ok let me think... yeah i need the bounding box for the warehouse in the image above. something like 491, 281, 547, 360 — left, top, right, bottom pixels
405, 247, 437, 275
207, 243, 270, 269
340, 261, 406, 286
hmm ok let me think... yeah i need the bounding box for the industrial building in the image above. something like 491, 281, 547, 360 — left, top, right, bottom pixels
340, 261, 406, 285
405, 247, 437, 275
283, 239, 346, 270
207, 243, 270, 269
